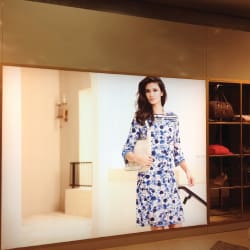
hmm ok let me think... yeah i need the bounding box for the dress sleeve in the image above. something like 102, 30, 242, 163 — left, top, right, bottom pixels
122, 117, 142, 164
174, 117, 185, 166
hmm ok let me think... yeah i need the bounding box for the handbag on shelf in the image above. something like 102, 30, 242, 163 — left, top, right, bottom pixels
209, 85, 234, 120
125, 121, 152, 172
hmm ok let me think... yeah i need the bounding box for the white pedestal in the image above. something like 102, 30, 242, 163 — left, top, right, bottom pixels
65, 188, 92, 217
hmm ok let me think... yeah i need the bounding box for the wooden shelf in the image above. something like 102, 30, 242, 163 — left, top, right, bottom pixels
208, 81, 250, 224
210, 185, 242, 190
208, 154, 241, 158
209, 121, 241, 125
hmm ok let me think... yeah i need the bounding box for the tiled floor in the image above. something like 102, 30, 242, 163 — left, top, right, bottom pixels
100, 229, 249, 250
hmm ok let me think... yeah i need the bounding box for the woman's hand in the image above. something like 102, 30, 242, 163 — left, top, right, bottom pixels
186, 172, 195, 186
136, 155, 153, 172
135, 155, 153, 168
126, 152, 153, 171
179, 160, 194, 186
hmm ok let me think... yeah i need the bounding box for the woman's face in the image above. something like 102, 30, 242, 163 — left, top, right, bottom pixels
145, 82, 163, 106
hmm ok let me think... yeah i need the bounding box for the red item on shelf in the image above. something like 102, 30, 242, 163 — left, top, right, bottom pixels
208, 144, 233, 155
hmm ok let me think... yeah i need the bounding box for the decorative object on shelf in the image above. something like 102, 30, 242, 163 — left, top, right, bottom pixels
56, 95, 68, 127
213, 172, 228, 186
208, 144, 233, 155
70, 162, 93, 188
243, 146, 250, 154
209, 84, 234, 120
234, 114, 250, 122
241, 114, 250, 122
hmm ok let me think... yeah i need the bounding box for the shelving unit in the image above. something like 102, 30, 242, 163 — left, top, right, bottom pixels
208, 80, 250, 224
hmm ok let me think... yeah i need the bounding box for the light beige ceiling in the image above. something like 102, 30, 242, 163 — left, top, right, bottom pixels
28, 0, 250, 31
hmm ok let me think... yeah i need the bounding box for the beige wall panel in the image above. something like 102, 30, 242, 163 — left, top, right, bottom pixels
21, 67, 61, 217
207, 27, 250, 80
3, 0, 206, 78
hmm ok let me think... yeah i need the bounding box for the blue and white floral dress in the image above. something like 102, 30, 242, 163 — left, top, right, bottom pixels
122, 113, 185, 227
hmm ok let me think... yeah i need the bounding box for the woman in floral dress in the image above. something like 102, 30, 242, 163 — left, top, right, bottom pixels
122, 76, 194, 231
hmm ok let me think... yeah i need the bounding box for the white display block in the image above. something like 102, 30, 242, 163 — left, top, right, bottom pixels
65, 188, 92, 217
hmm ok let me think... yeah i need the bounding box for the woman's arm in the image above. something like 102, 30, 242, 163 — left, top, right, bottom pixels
179, 160, 194, 186
122, 118, 140, 163
173, 116, 194, 186
122, 118, 153, 167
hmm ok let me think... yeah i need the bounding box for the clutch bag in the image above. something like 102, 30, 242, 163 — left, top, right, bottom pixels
125, 121, 152, 172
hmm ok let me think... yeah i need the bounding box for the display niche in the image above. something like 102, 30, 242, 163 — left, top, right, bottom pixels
208, 80, 250, 224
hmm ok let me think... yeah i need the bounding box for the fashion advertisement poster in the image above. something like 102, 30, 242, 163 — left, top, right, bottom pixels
2, 66, 207, 249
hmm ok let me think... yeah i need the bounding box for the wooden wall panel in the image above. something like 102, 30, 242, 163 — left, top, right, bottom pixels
2, 0, 206, 78
207, 27, 250, 80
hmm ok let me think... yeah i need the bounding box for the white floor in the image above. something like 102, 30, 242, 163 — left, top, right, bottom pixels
20, 212, 92, 247
18, 180, 207, 248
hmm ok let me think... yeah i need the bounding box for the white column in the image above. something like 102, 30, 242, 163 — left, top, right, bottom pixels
2, 66, 22, 249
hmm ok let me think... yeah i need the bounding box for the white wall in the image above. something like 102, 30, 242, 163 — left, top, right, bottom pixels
22, 67, 61, 217
2, 66, 22, 249
59, 71, 92, 209
79, 88, 94, 163
79, 89, 95, 186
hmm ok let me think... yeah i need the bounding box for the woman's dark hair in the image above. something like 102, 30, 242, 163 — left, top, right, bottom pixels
135, 76, 167, 125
